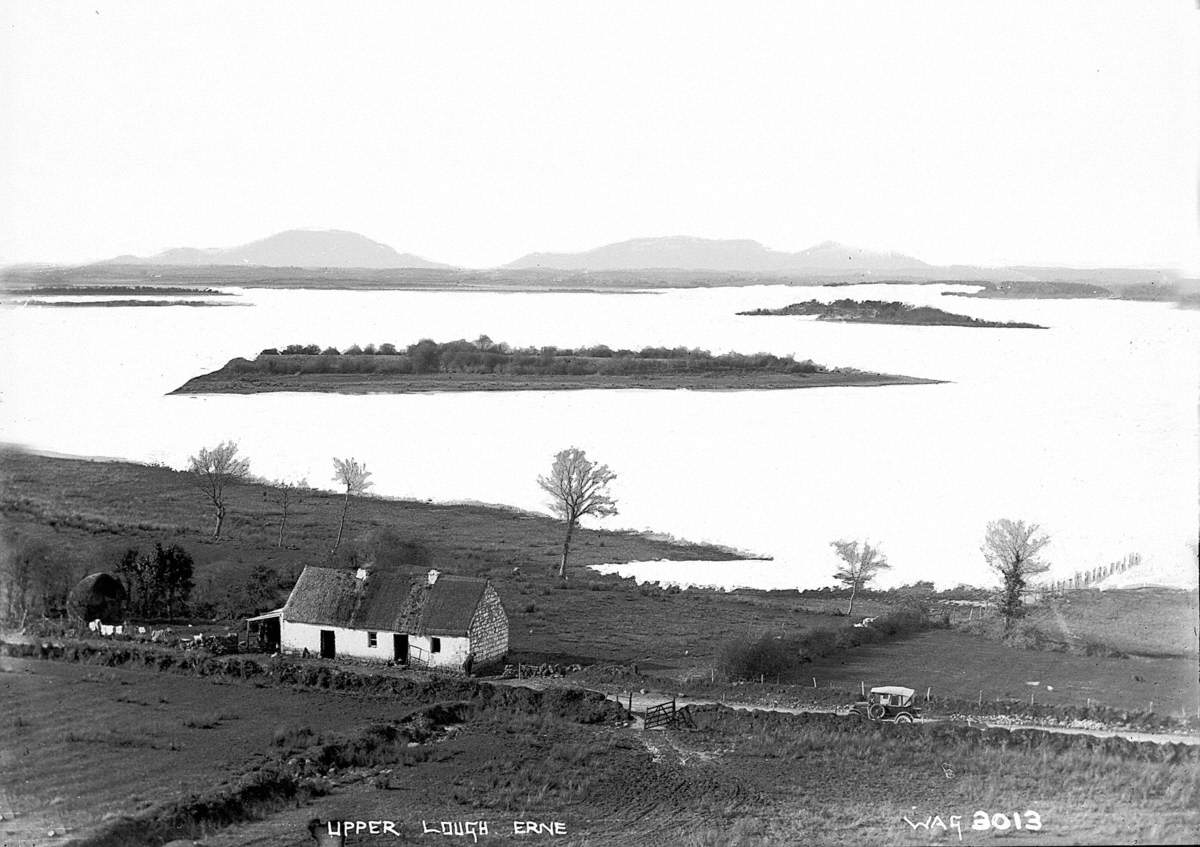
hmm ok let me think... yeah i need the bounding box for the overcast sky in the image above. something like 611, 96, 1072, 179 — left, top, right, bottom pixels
2, 1, 1197, 270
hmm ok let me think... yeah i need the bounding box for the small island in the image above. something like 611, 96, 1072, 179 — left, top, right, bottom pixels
738, 298, 1045, 328
170, 337, 940, 394
3, 285, 240, 308
942, 280, 1110, 299
3, 285, 233, 297
20, 299, 239, 308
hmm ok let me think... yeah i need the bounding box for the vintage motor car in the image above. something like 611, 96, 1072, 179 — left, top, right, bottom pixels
846, 685, 919, 723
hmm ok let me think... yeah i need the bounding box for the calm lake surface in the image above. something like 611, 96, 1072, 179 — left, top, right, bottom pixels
1, 283, 1196, 590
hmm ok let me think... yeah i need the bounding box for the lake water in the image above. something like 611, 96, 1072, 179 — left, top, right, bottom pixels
1, 283, 1196, 590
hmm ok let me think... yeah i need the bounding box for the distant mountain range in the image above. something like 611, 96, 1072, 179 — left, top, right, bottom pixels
505, 236, 934, 273
107, 229, 451, 270
97, 230, 1180, 284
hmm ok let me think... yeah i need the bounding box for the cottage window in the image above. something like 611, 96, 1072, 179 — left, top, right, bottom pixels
367, 631, 377, 648
431, 637, 441, 653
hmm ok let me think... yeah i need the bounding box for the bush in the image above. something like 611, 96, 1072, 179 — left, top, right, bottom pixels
717, 633, 807, 682
717, 605, 934, 682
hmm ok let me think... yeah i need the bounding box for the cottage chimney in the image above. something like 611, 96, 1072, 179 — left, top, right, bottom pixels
354, 559, 376, 581
427, 569, 440, 586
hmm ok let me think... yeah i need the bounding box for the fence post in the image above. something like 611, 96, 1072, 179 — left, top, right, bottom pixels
861, 681, 865, 697
813, 677, 817, 689
978, 690, 983, 706
926, 687, 931, 702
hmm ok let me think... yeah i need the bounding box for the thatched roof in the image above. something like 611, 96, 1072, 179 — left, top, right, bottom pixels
282, 567, 491, 636
410, 575, 489, 637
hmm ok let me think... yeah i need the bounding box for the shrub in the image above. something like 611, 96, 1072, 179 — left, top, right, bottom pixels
716, 633, 805, 681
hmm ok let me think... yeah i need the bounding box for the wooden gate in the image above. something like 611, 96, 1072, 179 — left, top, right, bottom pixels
645, 698, 677, 729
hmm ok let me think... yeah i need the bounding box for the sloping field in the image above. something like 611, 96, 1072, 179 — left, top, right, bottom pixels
1024, 589, 1198, 657
4, 653, 1199, 846
802, 629, 1199, 716
0, 656, 417, 844
197, 703, 1200, 847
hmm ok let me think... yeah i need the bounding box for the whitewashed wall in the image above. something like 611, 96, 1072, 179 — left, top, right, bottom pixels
281, 621, 403, 661
408, 633, 470, 669
281, 620, 474, 668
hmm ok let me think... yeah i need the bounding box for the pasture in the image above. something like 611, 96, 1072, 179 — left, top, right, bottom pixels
800, 629, 1199, 717
3, 640, 1199, 845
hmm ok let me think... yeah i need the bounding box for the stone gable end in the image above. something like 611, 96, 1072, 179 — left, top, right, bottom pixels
468, 584, 509, 668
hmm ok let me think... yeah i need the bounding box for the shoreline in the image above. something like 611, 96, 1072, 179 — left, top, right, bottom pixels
169, 371, 944, 395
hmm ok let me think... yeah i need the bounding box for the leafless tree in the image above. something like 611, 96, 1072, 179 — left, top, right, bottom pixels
982, 518, 1051, 630
537, 447, 618, 580
264, 478, 307, 548
187, 440, 250, 538
331, 458, 373, 553
0, 533, 73, 628
830, 539, 890, 617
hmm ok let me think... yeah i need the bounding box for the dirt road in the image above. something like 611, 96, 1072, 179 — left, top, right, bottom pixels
496, 676, 1200, 745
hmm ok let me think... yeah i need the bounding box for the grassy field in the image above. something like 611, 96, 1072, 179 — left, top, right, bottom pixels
4, 655, 1197, 846
3, 448, 1196, 693
1004, 589, 1197, 658
0, 656, 439, 843
1, 448, 897, 668
799, 629, 1199, 716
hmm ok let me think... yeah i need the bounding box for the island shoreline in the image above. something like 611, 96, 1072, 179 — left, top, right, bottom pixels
169, 372, 944, 395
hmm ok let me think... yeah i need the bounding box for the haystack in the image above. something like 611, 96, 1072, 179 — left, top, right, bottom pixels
67, 572, 127, 624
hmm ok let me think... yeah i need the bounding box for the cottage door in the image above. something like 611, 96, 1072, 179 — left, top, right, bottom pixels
394, 633, 408, 664
320, 630, 335, 659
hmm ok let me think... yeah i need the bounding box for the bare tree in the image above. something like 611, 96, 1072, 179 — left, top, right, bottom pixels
830, 539, 890, 617
331, 458, 373, 553
982, 518, 1051, 630
187, 440, 250, 538
537, 447, 618, 580
0, 536, 57, 628
264, 478, 307, 548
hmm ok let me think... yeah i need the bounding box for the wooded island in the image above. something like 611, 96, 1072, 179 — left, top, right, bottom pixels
738, 298, 1045, 328
170, 337, 939, 394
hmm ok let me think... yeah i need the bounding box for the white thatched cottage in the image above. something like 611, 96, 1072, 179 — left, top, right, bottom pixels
272, 567, 508, 672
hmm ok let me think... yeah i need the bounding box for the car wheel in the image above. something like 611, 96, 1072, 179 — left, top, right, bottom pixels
895, 713, 914, 724
868, 704, 886, 721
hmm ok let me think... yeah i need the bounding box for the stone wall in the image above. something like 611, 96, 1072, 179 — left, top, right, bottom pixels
468, 584, 509, 669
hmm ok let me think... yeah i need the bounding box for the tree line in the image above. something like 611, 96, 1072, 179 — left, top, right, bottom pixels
183, 440, 616, 584
236, 336, 826, 377
829, 518, 1057, 630
190, 435, 1062, 631
0, 433, 1093, 634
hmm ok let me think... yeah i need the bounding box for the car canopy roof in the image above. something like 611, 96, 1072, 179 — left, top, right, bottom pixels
870, 686, 915, 697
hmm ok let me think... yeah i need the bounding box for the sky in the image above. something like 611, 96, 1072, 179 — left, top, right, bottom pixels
2, 1, 1198, 271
